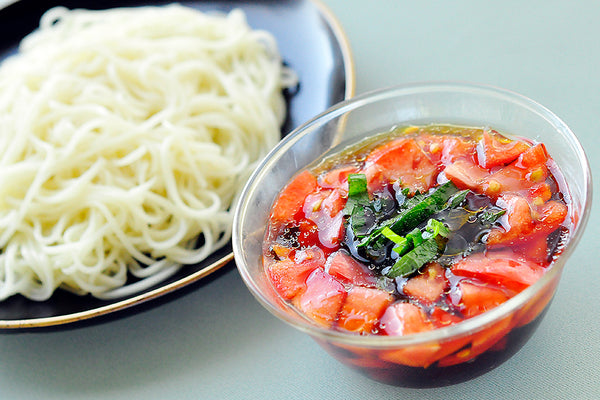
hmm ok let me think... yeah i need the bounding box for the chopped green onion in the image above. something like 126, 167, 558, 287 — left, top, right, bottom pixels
406, 227, 424, 246
358, 181, 459, 250
344, 173, 369, 214
381, 227, 411, 255
425, 218, 450, 238
385, 237, 439, 278
381, 226, 404, 244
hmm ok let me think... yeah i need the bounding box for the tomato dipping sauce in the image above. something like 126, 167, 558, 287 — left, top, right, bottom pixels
262, 124, 572, 382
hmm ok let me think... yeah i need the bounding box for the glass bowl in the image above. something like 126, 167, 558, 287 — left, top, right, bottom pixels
232, 82, 592, 387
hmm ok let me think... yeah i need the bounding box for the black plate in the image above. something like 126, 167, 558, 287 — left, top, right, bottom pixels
0, 0, 355, 331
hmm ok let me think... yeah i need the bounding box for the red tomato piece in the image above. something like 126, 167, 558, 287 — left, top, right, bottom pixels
378, 303, 439, 367
509, 233, 549, 263
514, 143, 549, 169
456, 280, 510, 318
437, 315, 512, 367
379, 342, 442, 368
267, 247, 325, 300
487, 195, 535, 246
528, 182, 553, 205
430, 306, 464, 328
292, 269, 347, 327
380, 302, 435, 336
297, 218, 319, 248
303, 189, 346, 249
451, 251, 546, 292
270, 170, 318, 222
304, 189, 346, 219
443, 158, 490, 191
326, 250, 378, 287
481, 143, 549, 198
428, 336, 473, 367
402, 263, 448, 304
439, 136, 477, 165
267, 259, 309, 300
502, 200, 567, 262
364, 138, 439, 194
317, 165, 360, 193
488, 196, 568, 249
476, 131, 529, 168
515, 278, 558, 328
536, 200, 568, 234
416, 134, 476, 166
470, 315, 512, 355
337, 287, 394, 334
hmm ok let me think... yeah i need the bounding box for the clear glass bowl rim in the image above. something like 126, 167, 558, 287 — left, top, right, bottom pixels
232, 81, 593, 348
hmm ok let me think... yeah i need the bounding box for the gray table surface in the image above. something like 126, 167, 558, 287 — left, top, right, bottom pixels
1, 0, 599, 399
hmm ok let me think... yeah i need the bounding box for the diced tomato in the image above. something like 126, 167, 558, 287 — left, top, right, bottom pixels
292, 269, 347, 327
364, 138, 439, 194
514, 278, 558, 328
303, 189, 346, 249
502, 200, 567, 262
430, 306, 464, 328
440, 137, 477, 165
303, 190, 328, 217
470, 314, 513, 355
428, 336, 473, 367
266, 247, 325, 300
270, 170, 318, 222
318, 165, 360, 193
416, 134, 476, 166
380, 302, 435, 336
294, 247, 327, 264
480, 144, 549, 198
297, 218, 319, 248
456, 280, 509, 317
451, 251, 546, 292
535, 200, 568, 234
402, 263, 448, 304
378, 302, 439, 367
488, 196, 568, 250
487, 195, 535, 246
378, 342, 442, 368
436, 346, 473, 367
514, 143, 549, 169
476, 131, 529, 168
482, 168, 545, 199
326, 250, 378, 287
443, 158, 490, 191
528, 182, 553, 205
268, 259, 305, 300
337, 287, 394, 334
443, 151, 549, 200
510, 233, 549, 263
437, 315, 512, 367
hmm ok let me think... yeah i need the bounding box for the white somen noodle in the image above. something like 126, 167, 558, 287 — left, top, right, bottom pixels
0, 4, 292, 300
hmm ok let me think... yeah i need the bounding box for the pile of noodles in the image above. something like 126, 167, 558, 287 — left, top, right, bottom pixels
0, 4, 291, 300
